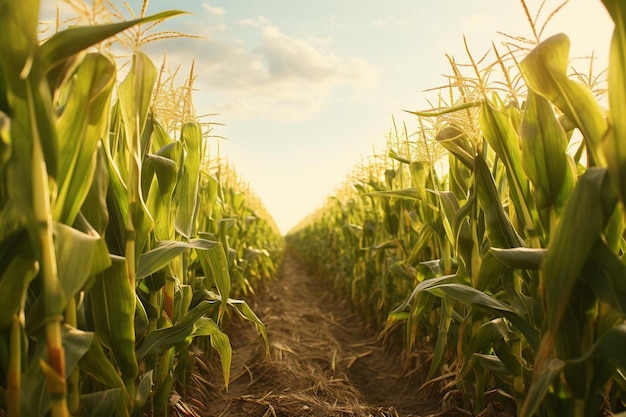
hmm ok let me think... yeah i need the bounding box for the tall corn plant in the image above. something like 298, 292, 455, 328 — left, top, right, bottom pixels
0, 1, 182, 415
289, 1, 626, 415
0, 2, 281, 416
103, 60, 274, 415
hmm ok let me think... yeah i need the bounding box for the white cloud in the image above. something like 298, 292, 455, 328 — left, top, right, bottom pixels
202, 4, 225, 16
238, 16, 272, 27
170, 17, 377, 120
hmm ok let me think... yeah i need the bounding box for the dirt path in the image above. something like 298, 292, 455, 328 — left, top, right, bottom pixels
187, 251, 443, 417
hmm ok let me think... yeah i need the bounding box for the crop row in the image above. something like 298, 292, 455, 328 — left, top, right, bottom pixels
288, 1, 626, 415
0, 3, 283, 416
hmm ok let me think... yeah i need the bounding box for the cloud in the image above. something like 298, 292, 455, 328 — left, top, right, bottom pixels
159, 16, 377, 121
202, 4, 225, 16
258, 25, 372, 84
238, 16, 272, 27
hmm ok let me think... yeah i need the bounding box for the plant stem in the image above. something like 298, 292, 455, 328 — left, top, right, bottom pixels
32, 118, 68, 417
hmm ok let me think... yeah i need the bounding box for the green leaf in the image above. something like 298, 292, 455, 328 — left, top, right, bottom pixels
143, 152, 179, 240
520, 359, 565, 417
427, 283, 538, 349
89, 255, 138, 380
117, 51, 156, 256
456, 319, 515, 385
21, 325, 97, 417
520, 91, 574, 212
80, 389, 124, 417
40, 11, 185, 74
136, 300, 213, 361
475, 251, 509, 292
134, 370, 153, 412
404, 101, 481, 117
475, 154, 524, 249
55, 53, 115, 225
580, 241, 626, 315
602, 0, 626, 212
225, 297, 269, 355
520, 33, 608, 167
436, 125, 475, 169
366, 188, 421, 201
136, 238, 219, 280
0, 234, 38, 329
193, 317, 232, 388
117, 49, 156, 169
542, 168, 617, 330
391, 274, 456, 314
474, 354, 515, 386
80, 146, 110, 236
175, 122, 203, 238
427, 296, 454, 379
489, 247, 546, 270
78, 332, 126, 392
54, 222, 111, 301
480, 100, 536, 236
0, 0, 39, 81
198, 243, 232, 317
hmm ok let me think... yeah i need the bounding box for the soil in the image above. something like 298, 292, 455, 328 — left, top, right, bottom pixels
175, 251, 505, 417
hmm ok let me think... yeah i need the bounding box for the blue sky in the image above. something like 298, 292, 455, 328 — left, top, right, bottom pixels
44, 1, 614, 234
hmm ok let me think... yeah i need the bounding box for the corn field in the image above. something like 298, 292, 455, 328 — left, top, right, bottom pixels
2, 0, 626, 416
0, 1, 282, 416
288, 1, 626, 415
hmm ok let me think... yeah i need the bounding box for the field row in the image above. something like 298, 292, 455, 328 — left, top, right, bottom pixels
288, 1, 626, 415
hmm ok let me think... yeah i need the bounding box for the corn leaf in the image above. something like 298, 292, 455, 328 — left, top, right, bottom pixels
0, 234, 37, 329
427, 296, 454, 379
55, 53, 115, 225
475, 154, 524, 249
580, 241, 626, 315
436, 125, 475, 169
21, 326, 96, 416
480, 101, 535, 235
40, 10, 185, 74
520, 91, 574, 213
427, 283, 538, 349
0, 0, 38, 81
175, 122, 202, 238
392, 274, 456, 314
520, 359, 566, 417
143, 152, 179, 240
520, 33, 608, 166
602, 0, 626, 210
135, 371, 154, 413
224, 297, 269, 355
117, 51, 156, 256
136, 238, 219, 280
78, 334, 126, 393
458, 319, 512, 383
542, 168, 617, 330
54, 222, 111, 300
193, 317, 232, 388
474, 354, 515, 386
80, 146, 110, 236
198, 242, 232, 316
79, 389, 125, 417
89, 255, 138, 380
404, 101, 481, 117
489, 247, 546, 270
475, 251, 509, 292
135, 300, 213, 361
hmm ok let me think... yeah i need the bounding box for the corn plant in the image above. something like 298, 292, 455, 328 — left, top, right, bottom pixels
0, 2, 282, 416
289, 1, 626, 415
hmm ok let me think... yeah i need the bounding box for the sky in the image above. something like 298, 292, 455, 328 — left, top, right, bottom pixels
44, 1, 615, 234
